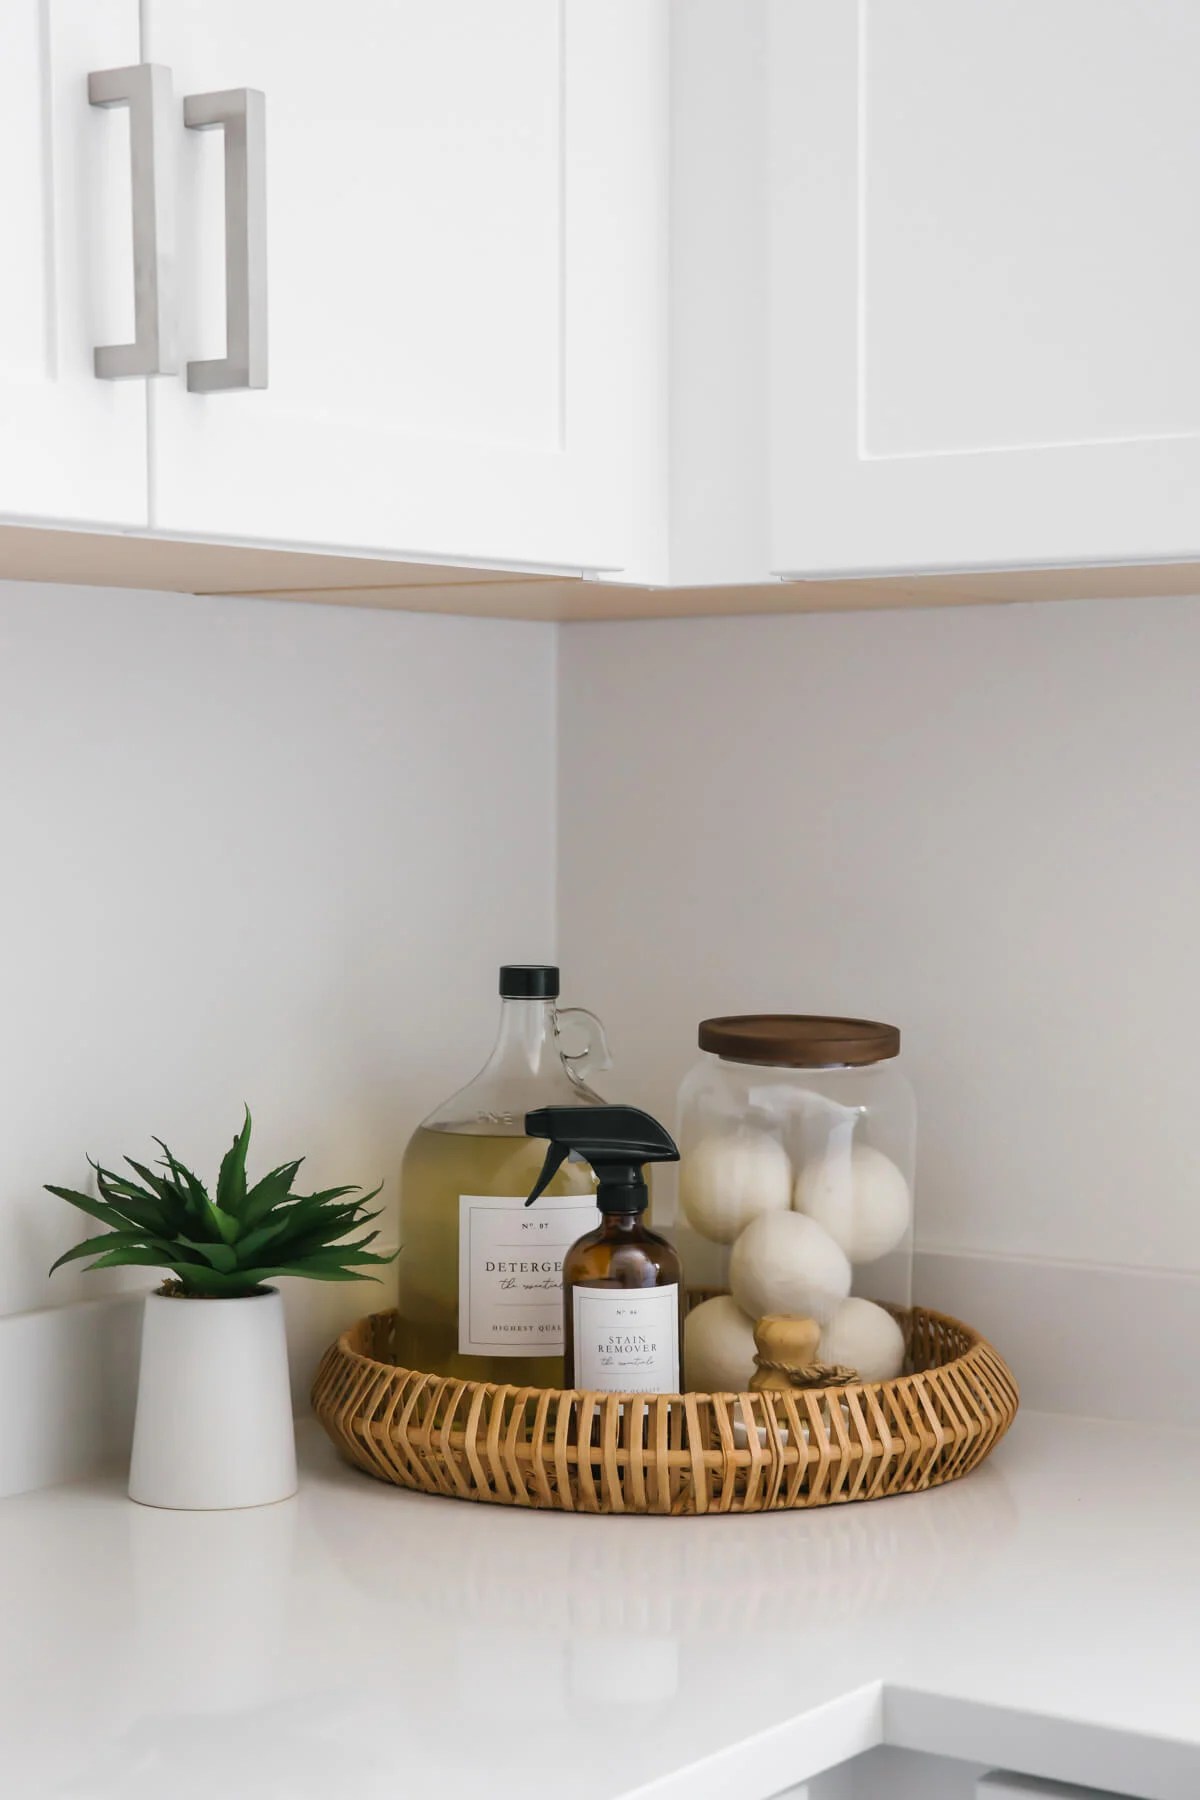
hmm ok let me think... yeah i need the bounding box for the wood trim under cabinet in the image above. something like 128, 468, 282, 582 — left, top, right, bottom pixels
3, 522, 1200, 620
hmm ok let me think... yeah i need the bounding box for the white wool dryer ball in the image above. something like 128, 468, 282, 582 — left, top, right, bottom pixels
818, 1297, 905, 1383
683, 1295, 759, 1393
679, 1131, 793, 1244
729, 1211, 851, 1327
794, 1142, 912, 1265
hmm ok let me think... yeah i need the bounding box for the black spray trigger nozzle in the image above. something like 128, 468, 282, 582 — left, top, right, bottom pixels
524, 1104, 679, 1216
524, 1141, 570, 1207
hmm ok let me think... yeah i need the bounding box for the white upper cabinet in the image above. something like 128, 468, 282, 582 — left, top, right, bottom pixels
142, 0, 667, 579
769, 0, 1200, 576
0, 1, 147, 528
11, 0, 1200, 601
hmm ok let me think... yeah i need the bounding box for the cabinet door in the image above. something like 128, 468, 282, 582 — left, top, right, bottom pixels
0, 1, 146, 526
770, 0, 1200, 576
144, 0, 663, 577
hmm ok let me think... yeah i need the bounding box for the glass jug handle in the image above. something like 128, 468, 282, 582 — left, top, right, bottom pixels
555, 1006, 613, 1083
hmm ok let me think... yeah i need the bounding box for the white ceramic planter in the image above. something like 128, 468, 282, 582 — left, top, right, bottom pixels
128, 1287, 297, 1510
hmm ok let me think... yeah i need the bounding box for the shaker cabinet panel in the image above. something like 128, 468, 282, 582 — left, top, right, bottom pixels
0, 0, 147, 527
143, 0, 664, 577
769, 0, 1200, 576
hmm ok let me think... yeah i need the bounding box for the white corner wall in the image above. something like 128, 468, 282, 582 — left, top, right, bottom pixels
557, 596, 1200, 1411
0, 580, 558, 1494
10, 580, 1200, 1496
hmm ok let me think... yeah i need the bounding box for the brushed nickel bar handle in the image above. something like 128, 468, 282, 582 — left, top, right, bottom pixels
184, 88, 267, 392
88, 64, 177, 379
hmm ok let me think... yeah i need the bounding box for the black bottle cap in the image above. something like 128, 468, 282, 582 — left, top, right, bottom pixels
499, 964, 560, 999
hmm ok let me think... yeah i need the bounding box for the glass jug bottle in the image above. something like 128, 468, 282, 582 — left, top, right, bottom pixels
396, 964, 610, 1386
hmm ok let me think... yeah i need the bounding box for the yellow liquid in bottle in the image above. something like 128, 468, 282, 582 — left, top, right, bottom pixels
396, 1124, 596, 1387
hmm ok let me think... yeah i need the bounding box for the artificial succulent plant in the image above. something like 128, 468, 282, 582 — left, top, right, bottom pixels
46, 1108, 392, 1297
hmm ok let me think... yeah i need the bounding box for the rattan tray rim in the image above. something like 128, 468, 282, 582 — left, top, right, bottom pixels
312, 1300, 1019, 1515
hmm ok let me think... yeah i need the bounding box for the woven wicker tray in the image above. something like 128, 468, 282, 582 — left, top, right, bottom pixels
312, 1299, 1018, 1515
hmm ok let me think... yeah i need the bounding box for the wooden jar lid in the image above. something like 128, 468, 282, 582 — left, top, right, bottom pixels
698, 1014, 900, 1068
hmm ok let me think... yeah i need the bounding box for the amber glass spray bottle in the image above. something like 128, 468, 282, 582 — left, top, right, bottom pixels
524, 1106, 683, 1393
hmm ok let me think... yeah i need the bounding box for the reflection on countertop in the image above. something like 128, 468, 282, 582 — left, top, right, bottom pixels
1, 1413, 1197, 1800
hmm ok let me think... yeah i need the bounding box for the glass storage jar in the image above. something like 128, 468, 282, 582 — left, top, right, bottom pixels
676, 1016, 916, 1391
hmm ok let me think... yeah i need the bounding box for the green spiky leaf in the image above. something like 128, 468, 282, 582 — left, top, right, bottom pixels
83, 1247, 192, 1274
251, 1264, 379, 1283
201, 1200, 241, 1247
240, 1160, 304, 1229
45, 1110, 392, 1298
92, 1169, 174, 1231
49, 1229, 178, 1277
178, 1235, 239, 1274
154, 1140, 210, 1218
45, 1185, 142, 1235
216, 1107, 253, 1218
120, 1157, 173, 1201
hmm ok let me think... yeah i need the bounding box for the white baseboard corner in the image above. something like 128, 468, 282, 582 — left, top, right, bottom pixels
915, 1247, 1200, 1426
0, 1258, 396, 1502
0, 1292, 141, 1501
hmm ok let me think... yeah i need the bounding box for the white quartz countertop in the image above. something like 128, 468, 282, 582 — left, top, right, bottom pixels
3, 1410, 1198, 1800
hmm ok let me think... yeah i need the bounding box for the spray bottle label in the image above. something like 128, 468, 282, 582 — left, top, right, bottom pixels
572, 1284, 680, 1393
458, 1193, 599, 1357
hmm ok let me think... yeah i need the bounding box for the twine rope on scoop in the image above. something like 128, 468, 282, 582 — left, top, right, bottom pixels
753, 1356, 858, 1390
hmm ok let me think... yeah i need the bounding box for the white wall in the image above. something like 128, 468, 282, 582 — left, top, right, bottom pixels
558, 596, 1200, 1283
0, 580, 557, 1473
11, 578, 1200, 1490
